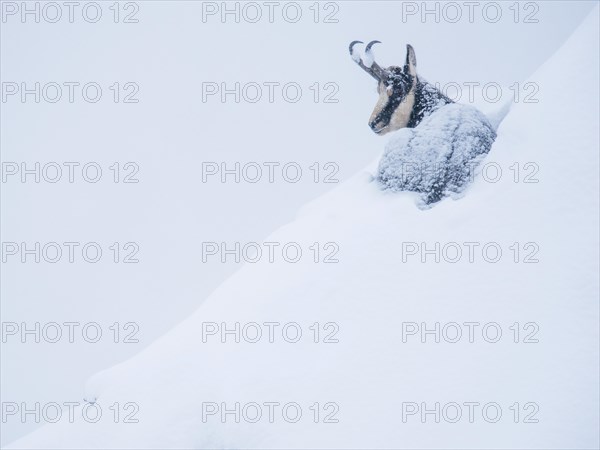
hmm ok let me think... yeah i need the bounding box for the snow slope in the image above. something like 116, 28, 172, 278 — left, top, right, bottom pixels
8, 7, 599, 449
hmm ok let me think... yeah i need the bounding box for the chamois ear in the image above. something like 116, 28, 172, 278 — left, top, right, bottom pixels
404, 44, 417, 77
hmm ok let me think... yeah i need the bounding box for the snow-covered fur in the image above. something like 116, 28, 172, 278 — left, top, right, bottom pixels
349, 41, 497, 206
377, 102, 496, 207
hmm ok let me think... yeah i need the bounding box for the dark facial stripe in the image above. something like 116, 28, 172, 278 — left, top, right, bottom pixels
372, 74, 413, 128
373, 90, 405, 128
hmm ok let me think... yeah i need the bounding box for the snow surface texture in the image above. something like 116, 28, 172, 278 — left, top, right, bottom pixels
377, 102, 496, 207
350, 45, 362, 64
363, 46, 375, 68
8, 7, 599, 450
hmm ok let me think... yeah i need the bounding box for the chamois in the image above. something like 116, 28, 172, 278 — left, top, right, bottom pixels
349, 41, 496, 206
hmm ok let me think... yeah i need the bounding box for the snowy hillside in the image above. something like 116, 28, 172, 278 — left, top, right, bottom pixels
8, 7, 599, 450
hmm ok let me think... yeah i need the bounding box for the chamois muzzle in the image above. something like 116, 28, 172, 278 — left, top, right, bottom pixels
369, 119, 386, 134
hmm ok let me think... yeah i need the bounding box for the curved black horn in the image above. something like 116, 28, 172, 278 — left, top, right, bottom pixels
349, 40, 364, 54
365, 40, 382, 52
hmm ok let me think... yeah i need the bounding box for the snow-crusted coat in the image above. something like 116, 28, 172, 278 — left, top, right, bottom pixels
377, 82, 496, 207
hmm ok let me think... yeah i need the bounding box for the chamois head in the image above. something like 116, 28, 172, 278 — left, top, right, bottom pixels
350, 41, 418, 135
